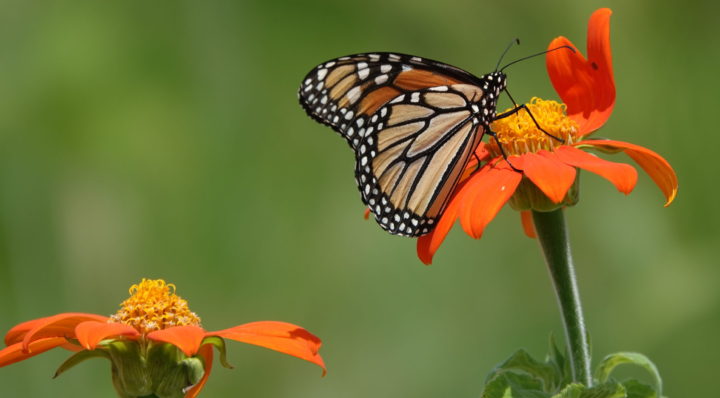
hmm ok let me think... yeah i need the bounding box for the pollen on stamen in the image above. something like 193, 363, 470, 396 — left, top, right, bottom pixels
488, 97, 579, 157
108, 279, 201, 334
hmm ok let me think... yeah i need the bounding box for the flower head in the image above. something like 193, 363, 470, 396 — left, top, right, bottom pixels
417, 8, 678, 264
0, 279, 326, 398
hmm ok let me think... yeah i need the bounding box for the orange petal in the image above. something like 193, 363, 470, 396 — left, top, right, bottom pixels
209, 321, 326, 375
578, 139, 678, 206
7, 313, 109, 351
546, 8, 615, 135
184, 344, 214, 398
521, 151, 577, 203
0, 338, 67, 367
556, 145, 637, 194
520, 211, 537, 238
458, 162, 522, 239
74, 321, 140, 350
416, 167, 489, 265
147, 325, 207, 357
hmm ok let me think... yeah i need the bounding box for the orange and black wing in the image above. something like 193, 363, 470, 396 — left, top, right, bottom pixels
298, 52, 482, 149
356, 84, 488, 236
298, 53, 491, 236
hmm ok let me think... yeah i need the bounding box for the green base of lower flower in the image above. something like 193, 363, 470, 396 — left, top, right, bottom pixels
55, 340, 207, 398
480, 339, 663, 398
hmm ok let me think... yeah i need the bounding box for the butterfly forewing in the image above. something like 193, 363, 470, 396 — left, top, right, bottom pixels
298, 53, 482, 148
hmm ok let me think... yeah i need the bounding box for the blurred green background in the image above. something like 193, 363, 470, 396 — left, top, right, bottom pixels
0, 0, 717, 396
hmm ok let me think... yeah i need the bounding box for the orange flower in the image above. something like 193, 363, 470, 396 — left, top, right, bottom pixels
417, 8, 678, 264
0, 279, 325, 397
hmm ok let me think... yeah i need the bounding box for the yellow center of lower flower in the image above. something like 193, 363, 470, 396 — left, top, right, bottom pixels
488, 97, 579, 157
109, 279, 201, 334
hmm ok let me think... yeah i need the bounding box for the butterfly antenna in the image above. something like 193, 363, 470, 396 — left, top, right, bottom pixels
495, 38, 521, 72
500, 45, 575, 72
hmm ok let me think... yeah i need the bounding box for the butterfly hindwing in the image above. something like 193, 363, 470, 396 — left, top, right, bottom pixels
354, 85, 489, 236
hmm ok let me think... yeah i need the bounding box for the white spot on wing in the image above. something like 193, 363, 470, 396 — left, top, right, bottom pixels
346, 86, 361, 104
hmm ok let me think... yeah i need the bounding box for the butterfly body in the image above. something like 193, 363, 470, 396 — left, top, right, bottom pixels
299, 53, 507, 236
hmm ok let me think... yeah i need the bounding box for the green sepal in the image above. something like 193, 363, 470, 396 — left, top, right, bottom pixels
146, 342, 193, 398
180, 357, 206, 387
107, 340, 152, 397
508, 175, 580, 212
54, 348, 111, 378
594, 352, 662, 396
201, 336, 234, 369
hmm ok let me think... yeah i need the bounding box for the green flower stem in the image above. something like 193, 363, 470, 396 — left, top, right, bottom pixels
532, 209, 592, 386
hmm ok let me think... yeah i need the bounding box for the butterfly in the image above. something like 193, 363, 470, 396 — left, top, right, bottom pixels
298, 51, 534, 237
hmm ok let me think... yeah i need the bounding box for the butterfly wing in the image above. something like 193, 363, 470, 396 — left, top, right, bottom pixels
357, 84, 487, 236
298, 52, 483, 148
299, 53, 493, 236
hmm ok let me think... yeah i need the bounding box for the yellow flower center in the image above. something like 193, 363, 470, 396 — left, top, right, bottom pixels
109, 279, 201, 334
488, 98, 579, 157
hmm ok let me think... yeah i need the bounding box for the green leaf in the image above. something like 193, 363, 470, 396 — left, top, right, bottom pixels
486, 349, 561, 393
481, 371, 550, 398
580, 381, 626, 398
200, 336, 234, 369
594, 352, 662, 396
551, 383, 584, 398
54, 349, 110, 378
622, 379, 658, 398
547, 335, 572, 386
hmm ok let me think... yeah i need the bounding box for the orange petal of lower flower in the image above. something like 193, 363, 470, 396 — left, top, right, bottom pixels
0, 338, 67, 367
184, 344, 214, 398
578, 139, 678, 206
148, 325, 207, 357
546, 8, 615, 135
556, 145, 637, 194
209, 321, 326, 375
458, 163, 522, 239
521, 151, 576, 203
520, 211, 537, 238
75, 321, 140, 350
7, 313, 109, 351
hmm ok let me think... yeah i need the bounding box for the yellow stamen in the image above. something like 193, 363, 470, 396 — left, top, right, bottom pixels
109, 279, 201, 334
488, 98, 579, 157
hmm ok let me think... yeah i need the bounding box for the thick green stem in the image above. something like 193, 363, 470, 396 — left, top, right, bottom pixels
532, 209, 592, 386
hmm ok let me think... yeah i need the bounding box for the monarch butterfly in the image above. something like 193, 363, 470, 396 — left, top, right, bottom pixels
298, 49, 561, 237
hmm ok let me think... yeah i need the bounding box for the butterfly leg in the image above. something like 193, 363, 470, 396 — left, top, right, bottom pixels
499, 89, 565, 143
486, 130, 522, 172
